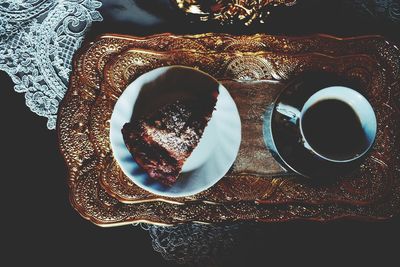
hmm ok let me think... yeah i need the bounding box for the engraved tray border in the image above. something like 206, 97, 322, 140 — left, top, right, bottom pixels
57, 34, 400, 226
95, 50, 394, 205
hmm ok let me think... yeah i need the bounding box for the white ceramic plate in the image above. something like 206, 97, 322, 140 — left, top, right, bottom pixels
110, 66, 241, 197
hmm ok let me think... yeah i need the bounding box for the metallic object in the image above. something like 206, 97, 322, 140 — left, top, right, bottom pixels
173, 0, 298, 25
57, 33, 400, 226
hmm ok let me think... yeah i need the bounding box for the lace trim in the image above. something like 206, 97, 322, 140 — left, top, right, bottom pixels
344, 0, 400, 23
0, 0, 102, 129
140, 223, 240, 266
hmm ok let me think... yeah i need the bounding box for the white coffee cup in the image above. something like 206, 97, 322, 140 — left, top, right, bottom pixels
298, 86, 377, 163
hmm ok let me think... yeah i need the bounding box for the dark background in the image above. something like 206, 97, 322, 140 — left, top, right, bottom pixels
1, 0, 400, 266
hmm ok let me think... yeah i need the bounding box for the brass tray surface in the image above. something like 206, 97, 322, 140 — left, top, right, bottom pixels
57, 34, 400, 226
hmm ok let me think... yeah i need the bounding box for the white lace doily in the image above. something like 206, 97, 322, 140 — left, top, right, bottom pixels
140, 223, 240, 266
0, 0, 102, 129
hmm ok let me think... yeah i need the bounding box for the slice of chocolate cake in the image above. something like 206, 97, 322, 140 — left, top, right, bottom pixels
122, 94, 218, 186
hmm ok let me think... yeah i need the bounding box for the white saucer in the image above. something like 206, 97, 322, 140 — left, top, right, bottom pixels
110, 66, 241, 197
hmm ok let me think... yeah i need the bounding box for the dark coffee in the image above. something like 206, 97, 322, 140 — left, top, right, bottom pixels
301, 99, 369, 161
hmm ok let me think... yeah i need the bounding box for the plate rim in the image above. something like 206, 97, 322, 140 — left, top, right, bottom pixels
109, 65, 242, 197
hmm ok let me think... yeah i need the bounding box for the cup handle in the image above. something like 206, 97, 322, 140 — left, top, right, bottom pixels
275, 103, 314, 151
275, 103, 301, 125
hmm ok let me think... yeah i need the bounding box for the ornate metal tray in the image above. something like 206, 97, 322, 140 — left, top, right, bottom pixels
58, 34, 400, 226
